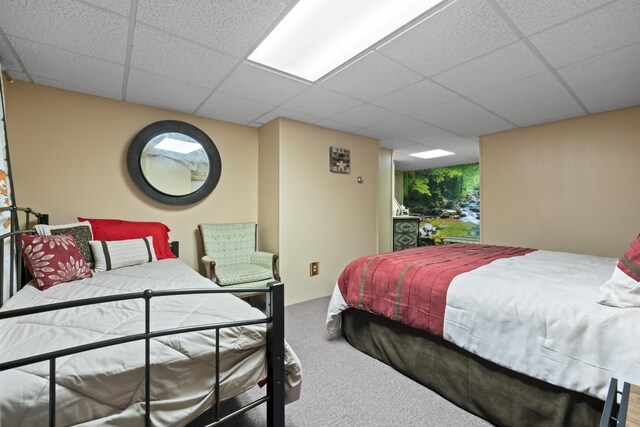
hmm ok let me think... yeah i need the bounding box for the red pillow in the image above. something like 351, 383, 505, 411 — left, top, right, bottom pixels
22, 234, 93, 290
77, 217, 176, 259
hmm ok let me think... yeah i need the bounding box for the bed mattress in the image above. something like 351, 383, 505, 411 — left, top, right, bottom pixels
328, 247, 640, 401
0, 259, 301, 426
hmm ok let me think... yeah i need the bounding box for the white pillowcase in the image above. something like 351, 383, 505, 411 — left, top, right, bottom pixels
90, 236, 157, 272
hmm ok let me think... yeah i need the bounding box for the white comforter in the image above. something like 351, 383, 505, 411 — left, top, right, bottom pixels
0, 259, 301, 426
327, 250, 640, 401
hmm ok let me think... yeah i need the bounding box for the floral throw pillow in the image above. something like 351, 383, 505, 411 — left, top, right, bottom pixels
22, 234, 93, 290
599, 235, 640, 307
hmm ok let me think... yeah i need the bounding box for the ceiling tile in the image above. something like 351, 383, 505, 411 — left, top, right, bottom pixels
351, 128, 392, 140
432, 42, 547, 96
31, 75, 122, 100
136, 0, 286, 57
130, 24, 238, 89
281, 86, 361, 117
0, 36, 21, 72
558, 42, 640, 91
0, 0, 128, 64
440, 140, 479, 158
126, 69, 210, 113
494, 0, 612, 36
368, 116, 453, 143
378, 0, 518, 76
198, 92, 275, 124
3, 70, 29, 82
574, 74, 640, 112
432, 112, 515, 137
412, 98, 489, 127
371, 79, 459, 114
379, 138, 418, 150
469, 72, 568, 112
9, 37, 124, 95
82, 0, 132, 16
529, 0, 640, 68
255, 107, 323, 126
314, 118, 362, 134
329, 103, 401, 129
217, 62, 310, 105
320, 52, 422, 101
495, 93, 585, 127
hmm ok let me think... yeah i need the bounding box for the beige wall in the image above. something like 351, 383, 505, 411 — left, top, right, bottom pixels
4, 81, 259, 270
278, 119, 379, 304
257, 119, 280, 255
481, 106, 640, 257
378, 148, 393, 253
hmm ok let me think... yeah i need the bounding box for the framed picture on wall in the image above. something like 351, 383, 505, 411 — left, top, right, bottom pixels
329, 146, 350, 174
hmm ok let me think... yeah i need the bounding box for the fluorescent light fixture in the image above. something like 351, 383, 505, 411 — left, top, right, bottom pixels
249, 0, 445, 81
155, 137, 201, 154
410, 149, 455, 159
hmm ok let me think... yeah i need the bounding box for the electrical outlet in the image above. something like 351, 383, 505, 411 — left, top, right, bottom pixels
310, 262, 319, 276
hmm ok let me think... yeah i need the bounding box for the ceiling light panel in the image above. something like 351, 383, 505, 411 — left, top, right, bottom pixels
249, 0, 445, 82
410, 149, 455, 159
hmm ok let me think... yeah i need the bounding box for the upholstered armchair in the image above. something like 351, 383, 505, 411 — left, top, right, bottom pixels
198, 223, 280, 292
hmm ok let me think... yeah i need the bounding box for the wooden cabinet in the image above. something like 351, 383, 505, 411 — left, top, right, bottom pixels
393, 216, 420, 251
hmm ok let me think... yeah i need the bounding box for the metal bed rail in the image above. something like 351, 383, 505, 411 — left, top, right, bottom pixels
0, 284, 285, 427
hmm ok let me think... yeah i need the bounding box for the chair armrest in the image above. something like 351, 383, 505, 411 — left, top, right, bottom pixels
201, 255, 219, 283
251, 251, 280, 281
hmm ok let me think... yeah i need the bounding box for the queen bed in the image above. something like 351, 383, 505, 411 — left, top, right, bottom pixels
0, 207, 301, 426
327, 243, 640, 426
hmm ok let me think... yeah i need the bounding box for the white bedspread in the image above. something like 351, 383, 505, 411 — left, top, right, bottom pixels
327, 249, 640, 401
0, 259, 301, 426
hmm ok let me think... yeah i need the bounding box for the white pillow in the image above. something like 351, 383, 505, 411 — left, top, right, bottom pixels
90, 236, 157, 272
599, 235, 640, 308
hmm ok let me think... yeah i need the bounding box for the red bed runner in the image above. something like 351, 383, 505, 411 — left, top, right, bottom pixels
337, 244, 535, 337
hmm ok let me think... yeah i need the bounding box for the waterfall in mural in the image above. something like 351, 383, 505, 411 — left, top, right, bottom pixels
0, 66, 17, 303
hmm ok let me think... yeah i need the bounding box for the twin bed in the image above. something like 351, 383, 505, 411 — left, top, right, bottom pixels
327, 243, 640, 426
0, 208, 301, 426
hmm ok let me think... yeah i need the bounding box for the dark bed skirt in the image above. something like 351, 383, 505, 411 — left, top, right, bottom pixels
341, 308, 603, 427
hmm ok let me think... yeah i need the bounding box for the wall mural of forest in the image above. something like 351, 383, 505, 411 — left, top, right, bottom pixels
403, 163, 479, 245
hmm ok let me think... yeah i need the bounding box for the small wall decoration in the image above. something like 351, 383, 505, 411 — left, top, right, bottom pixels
329, 146, 350, 173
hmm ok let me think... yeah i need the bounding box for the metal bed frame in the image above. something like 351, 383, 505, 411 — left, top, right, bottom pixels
0, 207, 286, 427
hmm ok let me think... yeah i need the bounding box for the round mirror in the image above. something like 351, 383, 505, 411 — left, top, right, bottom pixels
127, 120, 222, 205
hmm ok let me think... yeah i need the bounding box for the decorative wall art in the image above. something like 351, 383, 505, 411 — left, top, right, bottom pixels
329, 146, 350, 173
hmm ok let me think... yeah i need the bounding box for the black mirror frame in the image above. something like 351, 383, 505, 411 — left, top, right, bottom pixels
127, 120, 222, 205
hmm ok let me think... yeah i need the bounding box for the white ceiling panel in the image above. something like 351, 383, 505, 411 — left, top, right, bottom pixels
136, 0, 286, 57
440, 139, 479, 157
320, 52, 422, 101
126, 69, 210, 113
495, 93, 585, 127
3, 70, 29, 82
371, 79, 459, 115
0, 0, 128, 64
393, 151, 478, 171
130, 25, 239, 90
558, 42, 640, 91
529, 0, 640, 68
574, 74, 640, 112
10, 37, 124, 95
217, 62, 309, 106
412, 98, 491, 127
378, 0, 518, 77
494, 0, 613, 36
198, 92, 275, 124
434, 113, 515, 137
281, 86, 361, 117
81, 0, 131, 16
351, 128, 392, 141
0, 35, 21, 73
329, 103, 401, 129
314, 118, 361, 134
379, 138, 418, 150
469, 72, 568, 112
31, 75, 122, 100
432, 42, 547, 96
255, 107, 323, 126
394, 144, 438, 155
368, 116, 452, 143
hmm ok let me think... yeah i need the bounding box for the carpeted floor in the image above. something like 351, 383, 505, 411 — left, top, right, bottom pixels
206, 296, 490, 426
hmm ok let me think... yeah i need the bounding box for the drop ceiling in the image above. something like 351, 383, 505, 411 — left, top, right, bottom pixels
1, 0, 638, 171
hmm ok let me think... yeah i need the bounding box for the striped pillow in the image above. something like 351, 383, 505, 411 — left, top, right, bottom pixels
599, 235, 640, 307
90, 236, 157, 272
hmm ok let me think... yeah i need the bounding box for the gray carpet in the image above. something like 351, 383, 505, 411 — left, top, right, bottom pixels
207, 296, 490, 426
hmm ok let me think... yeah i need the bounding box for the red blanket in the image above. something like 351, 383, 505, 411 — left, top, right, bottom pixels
337, 244, 535, 337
